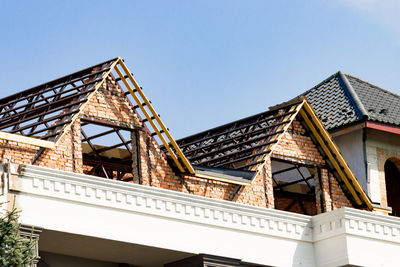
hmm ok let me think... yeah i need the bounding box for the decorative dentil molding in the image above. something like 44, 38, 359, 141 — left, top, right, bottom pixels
313, 207, 400, 243
7, 164, 400, 245
9, 164, 312, 242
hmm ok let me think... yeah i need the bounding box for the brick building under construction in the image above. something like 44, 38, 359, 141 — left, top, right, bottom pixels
1, 58, 399, 267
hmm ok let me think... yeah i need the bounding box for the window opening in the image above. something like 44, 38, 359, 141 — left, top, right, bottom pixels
272, 158, 317, 215
80, 117, 139, 182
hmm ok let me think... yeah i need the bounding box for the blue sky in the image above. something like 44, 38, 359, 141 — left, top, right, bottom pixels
1, 0, 399, 139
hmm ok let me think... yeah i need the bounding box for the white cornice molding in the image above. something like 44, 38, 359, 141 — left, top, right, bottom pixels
9, 164, 400, 246
10, 164, 313, 242
313, 207, 400, 243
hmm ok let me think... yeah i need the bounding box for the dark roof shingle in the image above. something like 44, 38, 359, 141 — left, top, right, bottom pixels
347, 75, 400, 126
303, 71, 400, 130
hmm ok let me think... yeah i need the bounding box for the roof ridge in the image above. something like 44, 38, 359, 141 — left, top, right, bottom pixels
337, 71, 369, 119
343, 72, 400, 100
301, 71, 340, 97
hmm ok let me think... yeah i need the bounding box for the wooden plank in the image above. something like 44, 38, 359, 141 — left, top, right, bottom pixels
114, 64, 186, 172
299, 108, 364, 206
82, 143, 131, 159
81, 116, 140, 131
301, 101, 372, 209
0, 131, 55, 149
250, 100, 304, 171
117, 59, 195, 174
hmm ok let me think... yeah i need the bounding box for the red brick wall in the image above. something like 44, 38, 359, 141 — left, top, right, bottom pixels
272, 119, 354, 214
0, 77, 356, 213
275, 197, 317, 215
138, 130, 182, 189
81, 76, 142, 180
0, 119, 82, 173
234, 156, 273, 208
273, 119, 324, 165
316, 169, 353, 213
83, 77, 141, 126
36, 119, 83, 172
0, 140, 38, 165
181, 175, 236, 199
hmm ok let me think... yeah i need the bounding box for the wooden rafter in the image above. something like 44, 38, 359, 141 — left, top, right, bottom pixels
298, 101, 373, 209
0, 58, 117, 142
0, 57, 194, 175
171, 99, 303, 171
113, 59, 195, 174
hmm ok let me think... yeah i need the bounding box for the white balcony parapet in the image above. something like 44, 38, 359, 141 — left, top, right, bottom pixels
5, 164, 400, 267
312, 207, 400, 267
313, 206, 400, 243
10, 164, 312, 241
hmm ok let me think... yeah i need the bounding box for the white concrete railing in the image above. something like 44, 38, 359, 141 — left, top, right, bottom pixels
10, 164, 312, 241
5, 164, 400, 267
312, 207, 400, 267
313, 206, 400, 243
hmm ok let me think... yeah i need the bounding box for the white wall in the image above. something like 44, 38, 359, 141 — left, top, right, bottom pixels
313, 208, 400, 267
11, 164, 315, 267
39, 252, 118, 267
6, 164, 400, 267
365, 129, 400, 204
333, 129, 367, 191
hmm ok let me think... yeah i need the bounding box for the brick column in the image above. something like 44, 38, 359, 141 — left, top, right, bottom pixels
235, 156, 274, 208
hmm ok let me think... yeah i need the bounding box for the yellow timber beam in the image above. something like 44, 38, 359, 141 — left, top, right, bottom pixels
0, 131, 55, 149
114, 59, 195, 174
250, 100, 304, 171
299, 102, 372, 209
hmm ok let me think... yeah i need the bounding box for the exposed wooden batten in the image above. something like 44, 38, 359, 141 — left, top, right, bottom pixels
0, 131, 55, 149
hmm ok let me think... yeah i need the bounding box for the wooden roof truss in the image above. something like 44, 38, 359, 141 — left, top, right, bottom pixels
0, 57, 375, 211
170, 100, 302, 171
0, 59, 115, 142
0, 58, 195, 174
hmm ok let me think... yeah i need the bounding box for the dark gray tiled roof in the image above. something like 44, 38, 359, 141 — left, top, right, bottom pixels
347, 75, 400, 126
302, 71, 400, 130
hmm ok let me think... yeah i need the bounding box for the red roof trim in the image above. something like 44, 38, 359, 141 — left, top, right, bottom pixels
366, 121, 400, 135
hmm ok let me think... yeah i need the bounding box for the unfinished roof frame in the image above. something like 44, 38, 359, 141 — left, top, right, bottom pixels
0, 57, 377, 212
171, 100, 302, 171
0, 59, 114, 141
0, 57, 195, 175
176, 98, 374, 210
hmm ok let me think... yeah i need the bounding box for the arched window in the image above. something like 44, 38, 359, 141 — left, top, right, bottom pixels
384, 158, 400, 217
